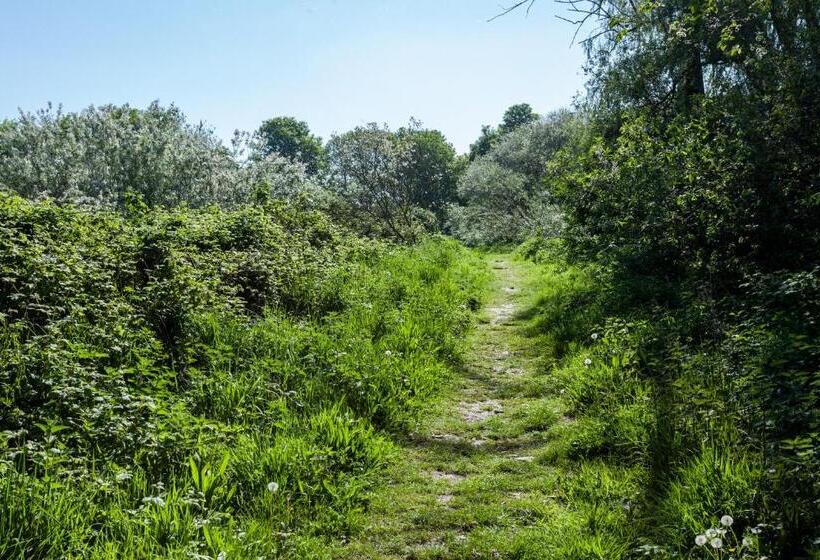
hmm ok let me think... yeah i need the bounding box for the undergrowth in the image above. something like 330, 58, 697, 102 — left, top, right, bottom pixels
515, 238, 818, 560
0, 191, 488, 559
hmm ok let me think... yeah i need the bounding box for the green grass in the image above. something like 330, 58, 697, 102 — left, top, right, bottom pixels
0, 193, 489, 559
329, 249, 788, 559
327, 254, 641, 559
1, 194, 810, 559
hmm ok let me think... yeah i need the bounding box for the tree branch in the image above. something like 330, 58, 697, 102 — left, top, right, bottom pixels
488, 0, 536, 22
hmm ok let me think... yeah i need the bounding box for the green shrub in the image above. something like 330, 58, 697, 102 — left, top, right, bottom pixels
0, 192, 487, 557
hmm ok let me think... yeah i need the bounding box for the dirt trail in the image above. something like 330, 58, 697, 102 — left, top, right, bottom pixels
334, 255, 561, 559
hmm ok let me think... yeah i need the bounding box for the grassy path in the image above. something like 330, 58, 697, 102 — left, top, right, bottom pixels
333, 254, 570, 559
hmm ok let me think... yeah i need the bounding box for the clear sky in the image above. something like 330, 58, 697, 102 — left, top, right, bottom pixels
0, 0, 587, 153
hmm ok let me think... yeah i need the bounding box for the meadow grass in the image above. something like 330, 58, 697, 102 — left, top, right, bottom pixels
0, 193, 489, 559
329, 248, 784, 559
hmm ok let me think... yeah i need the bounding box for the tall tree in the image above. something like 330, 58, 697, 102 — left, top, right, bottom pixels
325, 121, 461, 240
255, 116, 325, 174
396, 123, 462, 225
499, 103, 539, 133
468, 125, 501, 161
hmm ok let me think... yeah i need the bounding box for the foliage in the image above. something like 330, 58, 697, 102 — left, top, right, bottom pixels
0, 102, 326, 211
467, 124, 501, 161
255, 116, 326, 174
395, 123, 463, 226
450, 112, 573, 245
493, 1, 820, 554
325, 121, 461, 241
0, 191, 487, 559
499, 102, 538, 134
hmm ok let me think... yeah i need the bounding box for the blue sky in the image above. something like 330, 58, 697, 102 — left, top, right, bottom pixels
0, 0, 587, 153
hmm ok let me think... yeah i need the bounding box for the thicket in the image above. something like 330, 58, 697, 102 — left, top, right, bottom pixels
0, 191, 487, 558
0, 102, 321, 210
510, 0, 819, 557
0, 104, 467, 245
449, 110, 573, 246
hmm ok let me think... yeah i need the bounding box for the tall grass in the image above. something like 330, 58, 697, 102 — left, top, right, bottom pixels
0, 192, 488, 559
516, 239, 813, 559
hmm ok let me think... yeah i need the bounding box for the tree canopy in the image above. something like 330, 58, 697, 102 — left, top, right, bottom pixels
255, 116, 325, 174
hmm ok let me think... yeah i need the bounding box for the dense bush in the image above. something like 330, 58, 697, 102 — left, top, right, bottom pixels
498, 0, 820, 556
449, 112, 572, 246
0, 102, 325, 210
0, 191, 487, 558
518, 239, 818, 558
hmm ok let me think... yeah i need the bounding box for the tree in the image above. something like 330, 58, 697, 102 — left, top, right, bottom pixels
468, 125, 501, 161
0, 103, 326, 210
468, 103, 539, 160
325, 121, 463, 240
0, 102, 238, 208
325, 124, 421, 241
255, 116, 325, 174
499, 103, 538, 133
396, 123, 461, 225
450, 111, 572, 245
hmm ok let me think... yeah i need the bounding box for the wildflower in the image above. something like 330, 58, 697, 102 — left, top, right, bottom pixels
742, 536, 753, 547
710, 538, 723, 549
142, 496, 165, 507
720, 515, 734, 527
591, 333, 598, 340
584, 358, 592, 366
706, 528, 718, 538
267, 481, 279, 493
115, 471, 132, 482
384, 350, 392, 356
695, 535, 707, 546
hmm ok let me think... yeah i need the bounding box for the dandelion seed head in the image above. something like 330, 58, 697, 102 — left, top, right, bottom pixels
695, 535, 707, 546
710, 537, 723, 549
720, 515, 734, 527
584, 358, 592, 366
267, 481, 279, 493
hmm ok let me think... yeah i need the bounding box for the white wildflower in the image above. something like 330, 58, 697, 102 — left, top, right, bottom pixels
706, 528, 718, 538
115, 471, 132, 482
695, 534, 707, 546
584, 358, 592, 366
720, 515, 734, 527
742, 536, 753, 547
591, 333, 598, 340
710, 537, 723, 549
267, 481, 279, 493
142, 496, 165, 507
